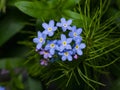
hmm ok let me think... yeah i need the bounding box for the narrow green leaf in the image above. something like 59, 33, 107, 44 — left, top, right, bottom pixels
0, 11, 25, 46
27, 77, 42, 90
0, 58, 24, 68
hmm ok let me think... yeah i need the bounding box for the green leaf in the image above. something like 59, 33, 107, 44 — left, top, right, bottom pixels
0, 10, 26, 46
61, 0, 80, 9
27, 77, 42, 90
0, 57, 24, 69
111, 78, 120, 90
15, 1, 58, 19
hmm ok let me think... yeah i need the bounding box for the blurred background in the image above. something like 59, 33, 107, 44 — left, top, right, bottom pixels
0, 0, 120, 90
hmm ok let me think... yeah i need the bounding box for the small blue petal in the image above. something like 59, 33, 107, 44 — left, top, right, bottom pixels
77, 28, 82, 34
33, 38, 39, 43
61, 18, 66, 23
68, 55, 72, 61
56, 23, 62, 26
66, 45, 72, 49
77, 50, 83, 55
42, 23, 48, 29
38, 31, 42, 38
61, 34, 66, 40
36, 43, 42, 49
49, 20, 54, 26
67, 19, 72, 25
62, 56, 66, 61
67, 38, 72, 43
80, 43, 86, 49
48, 32, 54, 36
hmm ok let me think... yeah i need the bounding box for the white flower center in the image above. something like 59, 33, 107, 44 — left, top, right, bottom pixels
39, 38, 43, 42
50, 43, 55, 48
73, 32, 77, 36
62, 41, 67, 46
63, 24, 67, 27
48, 27, 52, 31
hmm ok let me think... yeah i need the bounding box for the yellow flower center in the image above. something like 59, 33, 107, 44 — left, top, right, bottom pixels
62, 41, 67, 46
50, 43, 55, 48
73, 32, 77, 36
64, 52, 68, 56
39, 38, 43, 42
75, 45, 79, 49
48, 27, 52, 31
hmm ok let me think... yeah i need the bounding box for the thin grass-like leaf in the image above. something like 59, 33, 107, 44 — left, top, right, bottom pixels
85, 56, 120, 68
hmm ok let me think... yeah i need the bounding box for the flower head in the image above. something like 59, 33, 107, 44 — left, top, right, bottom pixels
57, 18, 72, 32
33, 31, 46, 50
42, 20, 57, 36
40, 59, 48, 66
45, 40, 58, 55
69, 26, 82, 42
39, 49, 52, 59
73, 42, 86, 55
59, 50, 73, 61
58, 34, 72, 51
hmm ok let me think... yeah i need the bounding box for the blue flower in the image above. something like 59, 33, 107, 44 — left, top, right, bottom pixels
69, 26, 82, 42
59, 50, 73, 61
0, 86, 5, 90
45, 40, 58, 55
58, 34, 72, 51
42, 20, 57, 36
33, 31, 46, 50
57, 18, 72, 32
39, 50, 52, 59
73, 42, 86, 55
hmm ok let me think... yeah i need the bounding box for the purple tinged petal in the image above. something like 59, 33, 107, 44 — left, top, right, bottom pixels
80, 43, 86, 49
33, 38, 39, 43
43, 30, 48, 34
42, 23, 48, 29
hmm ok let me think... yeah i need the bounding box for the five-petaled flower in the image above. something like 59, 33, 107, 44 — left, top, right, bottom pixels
57, 18, 72, 32
58, 34, 72, 51
39, 49, 52, 59
69, 26, 82, 42
45, 40, 58, 55
42, 20, 57, 36
73, 42, 86, 55
59, 50, 73, 61
33, 31, 46, 50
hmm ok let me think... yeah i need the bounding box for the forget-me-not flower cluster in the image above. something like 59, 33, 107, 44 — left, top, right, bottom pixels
33, 18, 86, 66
